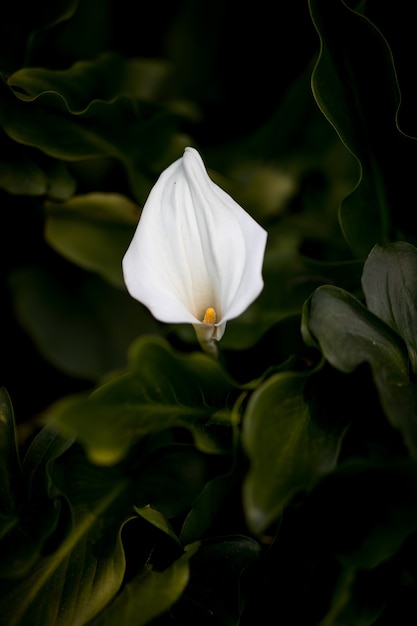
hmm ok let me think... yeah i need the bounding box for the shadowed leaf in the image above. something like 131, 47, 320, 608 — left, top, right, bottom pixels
242, 370, 345, 535
302, 284, 417, 457
309, 0, 417, 256
362, 241, 417, 375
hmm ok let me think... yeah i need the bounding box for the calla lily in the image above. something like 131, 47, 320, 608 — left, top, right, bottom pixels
122, 147, 267, 356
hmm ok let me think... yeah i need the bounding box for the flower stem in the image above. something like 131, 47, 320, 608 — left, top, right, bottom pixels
199, 337, 219, 359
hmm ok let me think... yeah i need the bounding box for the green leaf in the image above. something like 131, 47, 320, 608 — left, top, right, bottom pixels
47, 336, 241, 465
0, 443, 136, 626
134, 506, 181, 545
0, 75, 188, 202
302, 285, 409, 380
90, 542, 200, 626
0, 424, 73, 579
362, 241, 417, 375
242, 370, 346, 535
8, 53, 185, 115
309, 0, 417, 256
9, 267, 158, 380
302, 284, 417, 457
45, 192, 139, 288
180, 471, 238, 545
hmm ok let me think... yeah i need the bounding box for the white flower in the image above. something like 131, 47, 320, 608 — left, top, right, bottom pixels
122, 147, 267, 355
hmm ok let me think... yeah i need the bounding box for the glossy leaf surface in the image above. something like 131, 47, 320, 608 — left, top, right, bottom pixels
242, 370, 345, 534
48, 336, 241, 464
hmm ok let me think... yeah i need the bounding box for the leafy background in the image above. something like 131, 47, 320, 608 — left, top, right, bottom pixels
2, 0, 417, 624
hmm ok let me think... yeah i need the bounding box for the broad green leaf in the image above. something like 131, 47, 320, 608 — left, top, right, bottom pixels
302, 285, 417, 457
0, 429, 214, 625
0, 76, 188, 202
242, 370, 345, 535
309, 0, 417, 257
302, 285, 408, 380
47, 336, 241, 465
362, 241, 417, 375
9, 267, 158, 380
0, 444, 130, 626
90, 542, 200, 626
45, 192, 139, 287
0, 424, 73, 579
8, 53, 187, 115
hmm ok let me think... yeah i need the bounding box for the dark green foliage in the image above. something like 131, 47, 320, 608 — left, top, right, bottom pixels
2, 1, 417, 624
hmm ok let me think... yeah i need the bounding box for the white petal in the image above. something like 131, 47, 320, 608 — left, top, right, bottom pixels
122, 147, 267, 334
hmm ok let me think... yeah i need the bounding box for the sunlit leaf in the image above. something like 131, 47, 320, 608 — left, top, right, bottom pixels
45, 192, 139, 287
47, 336, 241, 465
90, 542, 200, 626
